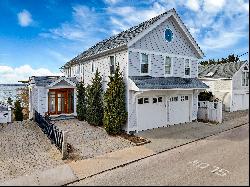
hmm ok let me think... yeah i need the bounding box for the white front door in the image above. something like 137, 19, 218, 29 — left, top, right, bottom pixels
167, 95, 190, 125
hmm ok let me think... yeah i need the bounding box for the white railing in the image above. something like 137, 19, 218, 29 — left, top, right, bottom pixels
198, 101, 223, 123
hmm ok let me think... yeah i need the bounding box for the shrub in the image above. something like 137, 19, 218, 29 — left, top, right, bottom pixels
14, 100, 23, 121
103, 66, 127, 135
76, 82, 87, 121
198, 91, 214, 101
86, 69, 104, 126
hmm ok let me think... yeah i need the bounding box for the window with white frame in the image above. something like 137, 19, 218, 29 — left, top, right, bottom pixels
76, 65, 80, 74
165, 56, 172, 75
184, 59, 190, 76
110, 56, 115, 74
242, 71, 249, 86
141, 53, 149, 74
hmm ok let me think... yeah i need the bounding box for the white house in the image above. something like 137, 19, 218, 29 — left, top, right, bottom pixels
28, 76, 78, 119
199, 61, 249, 112
58, 8, 208, 133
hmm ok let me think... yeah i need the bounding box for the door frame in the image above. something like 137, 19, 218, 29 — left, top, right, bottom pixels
48, 88, 74, 115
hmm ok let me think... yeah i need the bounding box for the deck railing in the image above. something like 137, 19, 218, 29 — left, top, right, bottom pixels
34, 110, 68, 159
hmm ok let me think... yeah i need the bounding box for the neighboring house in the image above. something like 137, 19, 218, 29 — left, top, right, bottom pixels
59, 8, 208, 133
0, 84, 25, 104
198, 61, 249, 112
28, 76, 78, 119
0, 103, 12, 124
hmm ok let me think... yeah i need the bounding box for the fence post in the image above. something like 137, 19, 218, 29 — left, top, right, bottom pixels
62, 130, 68, 160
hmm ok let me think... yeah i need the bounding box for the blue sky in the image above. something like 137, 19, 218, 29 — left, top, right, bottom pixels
0, 0, 249, 83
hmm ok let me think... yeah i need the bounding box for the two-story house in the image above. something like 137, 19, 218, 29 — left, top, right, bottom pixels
29, 8, 208, 133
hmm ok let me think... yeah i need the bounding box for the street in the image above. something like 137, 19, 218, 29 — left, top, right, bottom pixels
70, 124, 249, 186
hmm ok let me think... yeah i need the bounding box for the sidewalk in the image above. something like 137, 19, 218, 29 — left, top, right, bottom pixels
1, 111, 248, 186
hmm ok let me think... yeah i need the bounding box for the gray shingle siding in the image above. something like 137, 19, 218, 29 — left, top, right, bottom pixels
30, 76, 78, 87
130, 76, 209, 89
198, 61, 248, 79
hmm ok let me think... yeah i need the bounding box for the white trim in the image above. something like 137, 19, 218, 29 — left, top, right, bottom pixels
47, 77, 76, 88
139, 52, 151, 76
184, 58, 191, 78
127, 10, 204, 58
129, 48, 199, 60
164, 56, 173, 77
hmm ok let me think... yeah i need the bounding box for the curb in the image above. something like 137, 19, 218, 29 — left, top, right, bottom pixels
65, 122, 248, 185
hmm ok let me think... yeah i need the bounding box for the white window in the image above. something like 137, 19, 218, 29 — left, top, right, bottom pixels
185, 59, 190, 76
76, 65, 80, 74
242, 71, 249, 86
138, 97, 149, 104
140, 53, 149, 74
110, 56, 115, 74
165, 56, 172, 75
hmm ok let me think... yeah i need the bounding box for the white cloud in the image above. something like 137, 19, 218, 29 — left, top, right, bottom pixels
203, 0, 226, 13
17, 9, 33, 27
0, 65, 62, 84
186, 0, 200, 12
41, 5, 105, 42
104, 0, 121, 4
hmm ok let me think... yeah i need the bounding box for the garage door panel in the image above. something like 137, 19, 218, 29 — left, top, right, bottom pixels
137, 96, 165, 131
168, 95, 190, 125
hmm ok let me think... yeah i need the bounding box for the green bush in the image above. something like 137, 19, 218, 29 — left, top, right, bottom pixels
76, 82, 87, 121
86, 69, 104, 126
198, 91, 214, 101
103, 66, 127, 135
14, 100, 23, 121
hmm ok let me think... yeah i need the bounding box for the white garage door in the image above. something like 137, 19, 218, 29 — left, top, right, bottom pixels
137, 96, 166, 131
167, 95, 190, 124
234, 94, 244, 110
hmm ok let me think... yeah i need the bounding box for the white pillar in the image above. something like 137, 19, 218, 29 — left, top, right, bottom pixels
62, 130, 68, 160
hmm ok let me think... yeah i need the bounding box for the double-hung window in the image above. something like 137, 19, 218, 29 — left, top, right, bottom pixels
141, 53, 149, 74
110, 56, 115, 75
184, 59, 190, 76
165, 57, 172, 75
242, 71, 249, 86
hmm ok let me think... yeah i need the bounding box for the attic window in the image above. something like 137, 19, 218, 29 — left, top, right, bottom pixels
165, 28, 173, 42
244, 66, 248, 71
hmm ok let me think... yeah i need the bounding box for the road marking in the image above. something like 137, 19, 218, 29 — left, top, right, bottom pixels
188, 160, 230, 177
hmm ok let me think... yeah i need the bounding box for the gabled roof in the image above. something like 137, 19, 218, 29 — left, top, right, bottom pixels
62, 8, 204, 69
129, 76, 209, 90
29, 76, 78, 87
198, 61, 248, 79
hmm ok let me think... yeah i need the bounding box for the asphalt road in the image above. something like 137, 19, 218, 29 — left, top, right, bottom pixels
70, 124, 249, 186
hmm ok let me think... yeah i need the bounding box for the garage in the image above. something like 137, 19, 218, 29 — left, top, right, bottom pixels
136, 94, 191, 131
137, 96, 166, 131
233, 94, 244, 111
233, 93, 249, 111
167, 95, 190, 124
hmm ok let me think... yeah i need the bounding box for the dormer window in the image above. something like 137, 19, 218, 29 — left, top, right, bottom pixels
165, 56, 172, 75
110, 56, 115, 74
140, 53, 149, 74
185, 59, 190, 77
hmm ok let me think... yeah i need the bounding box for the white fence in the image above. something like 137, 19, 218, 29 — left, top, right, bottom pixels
0, 103, 12, 123
197, 101, 223, 123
